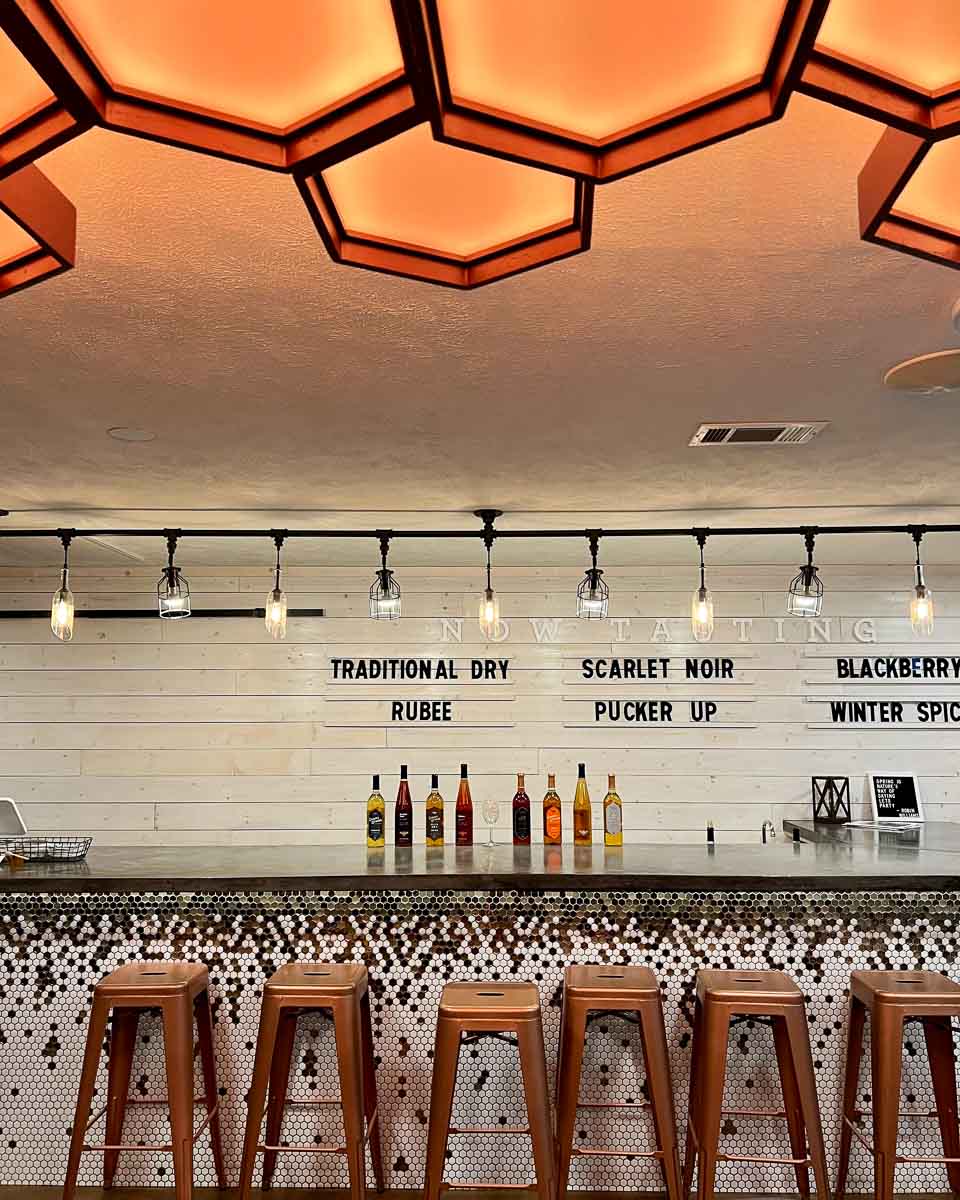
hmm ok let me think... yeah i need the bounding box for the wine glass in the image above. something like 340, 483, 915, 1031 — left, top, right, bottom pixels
481, 795, 500, 844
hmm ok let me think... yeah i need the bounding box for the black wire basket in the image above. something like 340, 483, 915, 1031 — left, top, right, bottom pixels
0, 834, 92, 862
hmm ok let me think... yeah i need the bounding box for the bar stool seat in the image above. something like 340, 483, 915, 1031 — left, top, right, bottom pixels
424, 980, 555, 1200
837, 969, 960, 1200
556, 964, 682, 1200
237, 961, 384, 1200
63, 960, 225, 1200
683, 968, 830, 1200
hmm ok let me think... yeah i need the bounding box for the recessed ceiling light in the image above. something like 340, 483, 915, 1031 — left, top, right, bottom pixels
107, 426, 156, 442
883, 350, 960, 395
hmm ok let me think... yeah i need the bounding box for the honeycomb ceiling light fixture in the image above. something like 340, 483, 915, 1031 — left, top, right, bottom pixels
297, 121, 592, 288
409, 0, 828, 182
0, 162, 76, 299
859, 127, 960, 271
801, 0, 960, 137
0, 27, 88, 177
0, 0, 421, 173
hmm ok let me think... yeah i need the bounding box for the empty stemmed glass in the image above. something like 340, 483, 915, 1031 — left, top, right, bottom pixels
481, 794, 500, 845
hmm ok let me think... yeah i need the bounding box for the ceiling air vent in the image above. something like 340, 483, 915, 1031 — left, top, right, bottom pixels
689, 421, 827, 447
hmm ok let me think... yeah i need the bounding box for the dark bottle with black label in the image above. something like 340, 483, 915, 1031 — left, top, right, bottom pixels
455, 762, 473, 846
512, 772, 531, 845
395, 764, 413, 847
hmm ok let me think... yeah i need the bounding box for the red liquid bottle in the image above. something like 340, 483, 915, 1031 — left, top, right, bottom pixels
512, 772, 531, 845
455, 762, 473, 846
395, 764, 413, 847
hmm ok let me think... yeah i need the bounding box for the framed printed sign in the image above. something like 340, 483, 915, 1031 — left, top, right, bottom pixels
867, 773, 924, 823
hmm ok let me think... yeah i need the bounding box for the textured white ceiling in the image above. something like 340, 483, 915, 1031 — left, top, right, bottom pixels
1, 92, 960, 566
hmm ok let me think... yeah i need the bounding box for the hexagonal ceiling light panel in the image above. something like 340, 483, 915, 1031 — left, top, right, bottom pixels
410, 0, 828, 182
0, 0, 420, 172
0, 26, 88, 177
297, 121, 592, 289
0, 163, 76, 298
802, 0, 960, 137
859, 128, 960, 271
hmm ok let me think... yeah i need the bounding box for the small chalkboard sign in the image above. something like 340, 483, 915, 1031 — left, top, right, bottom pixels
868, 773, 924, 823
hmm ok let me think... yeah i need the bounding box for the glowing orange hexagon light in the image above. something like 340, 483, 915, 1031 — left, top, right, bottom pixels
803, 0, 960, 137
0, 0, 420, 172
0, 27, 87, 177
859, 128, 960, 271
411, 0, 827, 182
297, 122, 592, 288
0, 162, 76, 298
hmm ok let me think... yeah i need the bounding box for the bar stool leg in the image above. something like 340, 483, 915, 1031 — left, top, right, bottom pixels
772, 1015, 811, 1198
638, 1002, 683, 1200
835, 996, 865, 1200
63, 995, 110, 1200
870, 1007, 904, 1200
555, 1000, 585, 1200
162, 997, 196, 1200
682, 995, 705, 1198
334, 995, 368, 1200
237, 995, 281, 1200
922, 1015, 960, 1193
103, 1008, 138, 1189
782, 1006, 831, 1200
194, 989, 226, 1190
360, 988, 386, 1193
694, 1002, 730, 1200
261, 1012, 297, 1189
424, 1016, 462, 1200
517, 1018, 557, 1200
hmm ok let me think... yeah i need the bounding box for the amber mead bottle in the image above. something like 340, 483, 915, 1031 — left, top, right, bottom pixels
455, 762, 473, 846
395, 764, 413, 847
573, 762, 592, 845
425, 773, 444, 847
543, 773, 561, 845
603, 773, 623, 847
512, 773, 531, 845
366, 773, 385, 848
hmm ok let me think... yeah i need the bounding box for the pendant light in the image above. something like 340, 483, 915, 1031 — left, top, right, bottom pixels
157, 532, 191, 619
787, 530, 823, 618
576, 531, 609, 619
909, 527, 934, 637
691, 530, 714, 642
370, 533, 401, 619
50, 531, 75, 642
265, 532, 288, 640
476, 508, 501, 637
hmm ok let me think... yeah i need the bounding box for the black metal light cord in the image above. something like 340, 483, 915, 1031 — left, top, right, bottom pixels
57, 530, 72, 586
911, 526, 925, 588
694, 529, 708, 591
272, 531, 285, 591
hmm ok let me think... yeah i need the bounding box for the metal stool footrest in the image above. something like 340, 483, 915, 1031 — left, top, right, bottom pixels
257, 1107, 379, 1156
82, 1095, 219, 1153
843, 1111, 960, 1163
450, 1124, 530, 1136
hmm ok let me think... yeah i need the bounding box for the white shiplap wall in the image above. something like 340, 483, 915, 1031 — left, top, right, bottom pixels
0, 562, 958, 844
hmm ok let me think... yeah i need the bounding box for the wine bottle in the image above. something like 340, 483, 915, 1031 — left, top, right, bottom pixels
366, 774, 385, 848
573, 762, 592, 846
455, 762, 473, 846
543, 773, 561, 845
395, 764, 413, 847
512, 773, 531, 846
425, 773, 444, 847
603, 773, 623, 847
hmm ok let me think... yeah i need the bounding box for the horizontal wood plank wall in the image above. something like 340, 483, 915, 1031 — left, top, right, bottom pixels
0, 562, 957, 845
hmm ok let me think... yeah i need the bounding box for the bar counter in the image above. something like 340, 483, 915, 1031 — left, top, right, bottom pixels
2, 831, 959, 1193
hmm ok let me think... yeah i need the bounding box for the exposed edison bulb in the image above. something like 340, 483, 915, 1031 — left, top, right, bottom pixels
265, 586, 288, 640
691, 586, 714, 642
910, 585, 934, 637
478, 587, 500, 638
50, 581, 74, 642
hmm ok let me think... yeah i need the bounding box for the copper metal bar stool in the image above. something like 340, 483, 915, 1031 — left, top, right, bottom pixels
555, 964, 682, 1200
237, 963, 384, 1200
63, 961, 225, 1200
682, 969, 830, 1200
836, 969, 960, 1200
424, 981, 556, 1200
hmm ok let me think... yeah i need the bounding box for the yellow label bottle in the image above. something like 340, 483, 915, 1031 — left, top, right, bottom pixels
425, 773, 444, 847
573, 762, 592, 845
603, 773, 623, 847
366, 773, 385, 848
543, 773, 562, 845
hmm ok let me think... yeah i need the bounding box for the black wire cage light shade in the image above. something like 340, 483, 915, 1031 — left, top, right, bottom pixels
786, 531, 823, 618
576, 532, 609, 619
370, 534, 401, 620
157, 533, 190, 619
